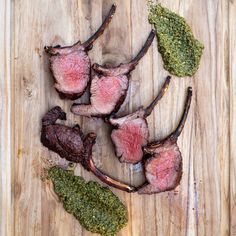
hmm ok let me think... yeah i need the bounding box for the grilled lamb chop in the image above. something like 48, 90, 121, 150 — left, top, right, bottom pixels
44, 4, 116, 100
109, 76, 171, 164
138, 87, 192, 194
41, 106, 136, 192
71, 30, 155, 117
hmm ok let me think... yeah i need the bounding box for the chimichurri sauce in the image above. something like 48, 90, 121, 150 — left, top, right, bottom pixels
149, 4, 204, 77
48, 167, 128, 236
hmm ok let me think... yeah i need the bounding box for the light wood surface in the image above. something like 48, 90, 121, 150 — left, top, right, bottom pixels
0, 0, 236, 235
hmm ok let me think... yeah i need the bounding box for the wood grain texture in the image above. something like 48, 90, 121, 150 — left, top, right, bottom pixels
0, 0, 236, 235
229, 1, 236, 235
0, 0, 12, 236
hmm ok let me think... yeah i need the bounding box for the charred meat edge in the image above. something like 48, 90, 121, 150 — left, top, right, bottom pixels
84, 145, 136, 192
41, 106, 136, 193
71, 30, 156, 117
44, 4, 116, 100
138, 87, 192, 193
92, 29, 156, 76
109, 76, 171, 164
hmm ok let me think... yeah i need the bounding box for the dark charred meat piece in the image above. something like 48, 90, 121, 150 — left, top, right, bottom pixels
44, 5, 116, 100
71, 30, 155, 117
41, 106, 92, 163
138, 87, 192, 194
109, 76, 171, 164
41, 106, 136, 192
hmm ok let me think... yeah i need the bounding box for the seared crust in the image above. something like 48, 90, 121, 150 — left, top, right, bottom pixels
57, 89, 86, 100
70, 80, 129, 118
41, 107, 87, 163
71, 30, 155, 117
137, 164, 183, 194
48, 58, 91, 100
44, 4, 116, 100
108, 76, 171, 164
138, 148, 183, 194
138, 87, 192, 194
111, 117, 148, 164
112, 78, 130, 115
71, 72, 130, 118
41, 106, 137, 193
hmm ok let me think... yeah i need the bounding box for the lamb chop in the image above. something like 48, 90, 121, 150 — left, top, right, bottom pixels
71, 30, 155, 117
41, 106, 136, 193
138, 87, 192, 194
44, 4, 116, 100
109, 76, 171, 164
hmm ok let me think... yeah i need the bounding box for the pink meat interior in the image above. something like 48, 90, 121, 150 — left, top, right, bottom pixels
90, 75, 128, 114
50, 50, 90, 94
111, 118, 148, 163
145, 148, 182, 191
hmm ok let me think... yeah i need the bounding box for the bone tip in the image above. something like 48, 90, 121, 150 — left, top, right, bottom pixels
151, 29, 155, 33
109, 4, 117, 15
111, 3, 117, 10
150, 29, 156, 36
187, 87, 193, 95
166, 75, 171, 83
147, 29, 156, 42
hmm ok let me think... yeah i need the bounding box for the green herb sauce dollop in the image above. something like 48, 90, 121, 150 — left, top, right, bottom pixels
149, 3, 204, 77
48, 167, 128, 236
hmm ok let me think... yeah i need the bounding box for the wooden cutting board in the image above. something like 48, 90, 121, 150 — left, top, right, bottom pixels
1, 0, 236, 235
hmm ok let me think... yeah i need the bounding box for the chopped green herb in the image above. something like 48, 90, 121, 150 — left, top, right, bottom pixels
148, 3, 204, 77
48, 167, 128, 236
